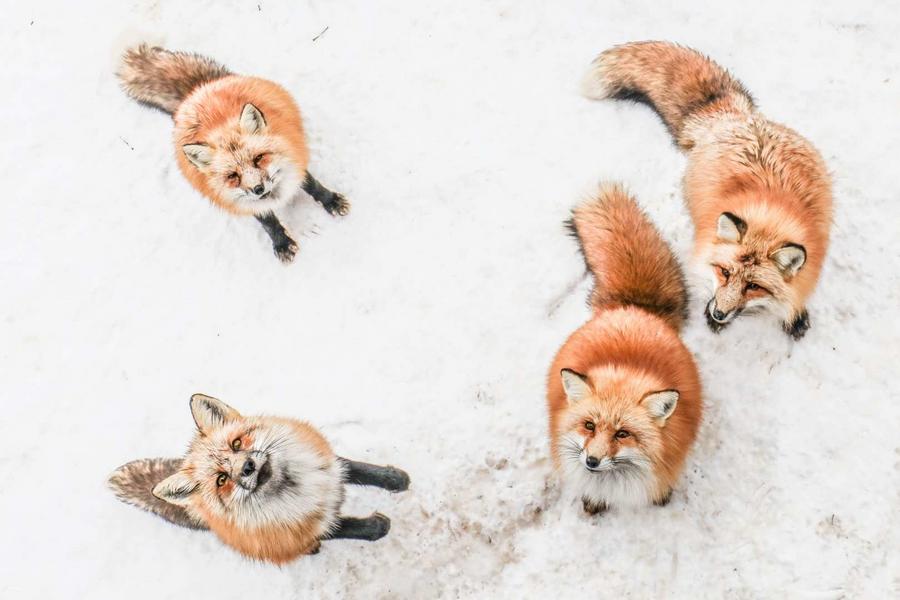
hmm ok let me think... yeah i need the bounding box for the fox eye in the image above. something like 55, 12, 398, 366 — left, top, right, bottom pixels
584, 421, 595, 431
231, 438, 242, 451
615, 429, 630, 439
720, 266, 731, 279
216, 473, 228, 487
746, 282, 760, 291
253, 154, 266, 167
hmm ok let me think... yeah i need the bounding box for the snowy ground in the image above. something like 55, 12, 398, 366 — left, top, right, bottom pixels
2, 1, 898, 598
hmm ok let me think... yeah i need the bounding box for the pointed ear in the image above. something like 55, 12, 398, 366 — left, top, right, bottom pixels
152, 469, 198, 508
642, 390, 679, 424
717, 212, 747, 243
190, 393, 240, 436
561, 369, 592, 405
239, 103, 266, 134
182, 144, 213, 170
770, 244, 806, 278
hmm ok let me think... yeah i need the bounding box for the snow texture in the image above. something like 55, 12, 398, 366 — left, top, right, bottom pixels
1, 1, 898, 598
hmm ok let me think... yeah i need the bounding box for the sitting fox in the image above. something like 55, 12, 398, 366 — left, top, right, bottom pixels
109, 394, 409, 564
118, 45, 350, 262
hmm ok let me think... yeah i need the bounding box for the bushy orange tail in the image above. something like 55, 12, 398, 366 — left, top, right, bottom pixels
117, 44, 230, 114
582, 41, 754, 149
568, 183, 687, 330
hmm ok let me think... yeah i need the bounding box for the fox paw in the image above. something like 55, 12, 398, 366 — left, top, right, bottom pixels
382, 467, 411, 493
582, 498, 608, 516
783, 310, 810, 340
274, 239, 299, 263
369, 513, 391, 541
324, 193, 351, 217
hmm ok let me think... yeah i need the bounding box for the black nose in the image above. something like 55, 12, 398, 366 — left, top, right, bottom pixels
241, 459, 256, 477
252, 184, 265, 195
585, 456, 600, 469
713, 308, 726, 321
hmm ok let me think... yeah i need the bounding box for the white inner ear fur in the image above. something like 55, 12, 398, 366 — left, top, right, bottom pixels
190, 393, 240, 435
716, 213, 744, 243
771, 245, 806, 277
561, 369, 592, 405
642, 390, 679, 424
239, 103, 266, 134
152, 471, 197, 507
182, 144, 212, 169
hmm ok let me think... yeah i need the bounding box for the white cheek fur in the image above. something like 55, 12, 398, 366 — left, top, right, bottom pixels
557, 434, 657, 508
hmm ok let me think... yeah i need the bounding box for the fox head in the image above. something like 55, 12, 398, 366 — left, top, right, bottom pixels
151, 394, 342, 532
555, 366, 677, 505
182, 104, 302, 214
702, 212, 806, 331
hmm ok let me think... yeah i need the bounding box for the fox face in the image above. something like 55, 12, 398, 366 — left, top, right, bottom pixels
182, 104, 302, 215
556, 367, 678, 506
152, 394, 342, 532
702, 212, 806, 331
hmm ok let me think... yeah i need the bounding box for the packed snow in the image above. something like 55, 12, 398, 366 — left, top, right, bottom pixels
1, 1, 898, 598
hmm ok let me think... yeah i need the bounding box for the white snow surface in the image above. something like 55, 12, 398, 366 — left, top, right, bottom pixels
2, 1, 898, 598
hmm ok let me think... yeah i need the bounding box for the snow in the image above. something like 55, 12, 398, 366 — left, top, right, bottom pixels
2, 1, 898, 598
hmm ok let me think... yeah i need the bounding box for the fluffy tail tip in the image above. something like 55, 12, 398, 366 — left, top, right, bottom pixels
580, 56, 614, 100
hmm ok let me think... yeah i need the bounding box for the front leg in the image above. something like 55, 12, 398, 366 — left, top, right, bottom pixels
255, 212, 298, 263
323, 513, 391, 542
783, 309, 810, 340
582, 497, 608, 516
338, 457, 410, 492
303, 172, 350, 216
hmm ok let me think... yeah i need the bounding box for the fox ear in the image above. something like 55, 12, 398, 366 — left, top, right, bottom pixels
642, 390, 679, 425
239, 103, 267, 134
561, 369, 592, 405
190, 393, 241, 435
771, 244, 806, 278
152, 469, 198, 508
182, 144, 212, 170
717, 212, 747, 243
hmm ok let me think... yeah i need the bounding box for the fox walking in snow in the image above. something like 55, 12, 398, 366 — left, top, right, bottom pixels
548, 183, 702, 514
118, 45, 349, 262
109, 394, 409, 563
583, 41, 832, 339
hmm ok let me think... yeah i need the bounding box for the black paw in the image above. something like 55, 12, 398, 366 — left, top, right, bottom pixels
369, 513, 391, 541
382, 467, 411, 493
653, 489, 673, 507
273, 239, 298, 263
323, 193, 350, 217
582, 497, 608, 516
783, 310, 810, 340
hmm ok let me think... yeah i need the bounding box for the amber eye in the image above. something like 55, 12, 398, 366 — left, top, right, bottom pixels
615, 429, 630, 439
216, 473, 228, 487
720, 266, 731, 279
584, 421, 595, 431
253, 154, 265, 167
227, 172, 240, 182
231, 438, 242, 451
746, 282, 760, 291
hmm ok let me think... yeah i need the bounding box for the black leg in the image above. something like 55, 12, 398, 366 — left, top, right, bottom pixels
338, 458, 410, 492
783, 309, 810, 340
303, 172, 350, 216
323, 513, 391, 542
255, 212, 298, 263
582, 497, 608, 516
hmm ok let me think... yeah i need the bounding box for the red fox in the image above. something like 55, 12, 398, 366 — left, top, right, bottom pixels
583, 41, 832, 339
109, 394, 409, 564
548, 183, 701, 513
118, 45, 350, 263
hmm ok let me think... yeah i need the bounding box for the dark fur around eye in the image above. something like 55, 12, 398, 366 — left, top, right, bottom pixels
584, 421, 595, 431
216, 473, 228, 487
231, 438, 242, 451
227, 172, 240, 182
253, 154, 266, 167
720, 266, 731, 279
615, 429, 630, 439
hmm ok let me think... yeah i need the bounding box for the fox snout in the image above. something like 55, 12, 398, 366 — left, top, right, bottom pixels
238, 451, 273, 491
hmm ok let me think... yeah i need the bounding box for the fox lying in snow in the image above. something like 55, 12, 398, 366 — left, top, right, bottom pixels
109, 394, 409, 564
118, 44, 350, 262
583, 41, 832, 339
548, 183, 702, 514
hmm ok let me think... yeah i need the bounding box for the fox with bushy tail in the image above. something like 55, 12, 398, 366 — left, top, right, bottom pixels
583, 41, 832, 339
118, 45, 350, 262
548, 183, 701, 514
